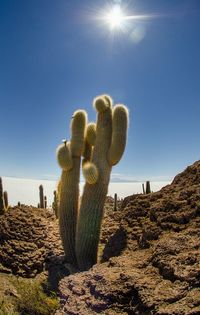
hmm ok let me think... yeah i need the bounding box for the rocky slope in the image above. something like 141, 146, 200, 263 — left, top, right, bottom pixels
0, 206, 63, 277
56, 160, 200, 315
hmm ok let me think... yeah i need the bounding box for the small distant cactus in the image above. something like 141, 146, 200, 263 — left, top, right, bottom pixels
3, 191, 8, 210
0, 178, 9, 213
145, 181, 151, 194
114, 193, 118, 211
39, 185, 44, 208
142, 181, 151, 194
52, 190, 58, 218
44, 196, 47, 209
0, 177, 4, 214
142, 183, 145, 194
57, 94, 128, 271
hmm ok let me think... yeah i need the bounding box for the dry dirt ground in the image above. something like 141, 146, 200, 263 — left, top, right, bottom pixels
0, 160, 200, 314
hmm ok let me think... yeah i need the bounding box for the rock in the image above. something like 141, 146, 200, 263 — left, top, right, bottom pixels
0, 206, 63, 277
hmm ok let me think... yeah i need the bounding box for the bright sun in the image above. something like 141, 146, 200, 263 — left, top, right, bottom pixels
97, 3, 153, 35
105, 5, 124, 29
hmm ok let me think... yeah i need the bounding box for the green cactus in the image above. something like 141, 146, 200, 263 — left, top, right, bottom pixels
57, 95, 128, 271
44, 196, 47, 209
145, 181, 151, 194
39, 185, 44, 208
142, 183, 145, 194
76, 96, 128, 271
114, 193, 118, 211
3, 191, 8, 210
52, 190, 59, 218
57, 110, 87, 267
0, 177, 4, 215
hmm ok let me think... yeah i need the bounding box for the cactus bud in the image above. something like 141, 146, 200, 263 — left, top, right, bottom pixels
93, 96, 111, 112
86, 123, 96, 146
57, 141, 73, 171
82, 162, 99, 184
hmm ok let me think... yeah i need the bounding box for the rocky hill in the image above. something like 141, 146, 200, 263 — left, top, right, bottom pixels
56, 160, 200, 315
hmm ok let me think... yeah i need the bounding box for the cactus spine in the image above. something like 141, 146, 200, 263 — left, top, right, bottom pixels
57, 95, 128, 271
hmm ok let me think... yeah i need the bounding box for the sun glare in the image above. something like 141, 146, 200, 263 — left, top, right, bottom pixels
105, 5, 125, 30
93, 2, 157, 39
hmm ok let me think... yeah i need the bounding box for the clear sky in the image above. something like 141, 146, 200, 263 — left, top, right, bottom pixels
0, 0, 200, 182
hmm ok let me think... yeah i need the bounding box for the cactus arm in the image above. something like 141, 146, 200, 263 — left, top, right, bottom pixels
86, 122, 96, 146
57, 110, 87, 266
82, 122, 96, 166
76, 96, 113, 271
82, 162, 99, 184
70, 110, 87, 157
108, 104, 129, 166
57, 141, 73, 171
82, 140, 92, 166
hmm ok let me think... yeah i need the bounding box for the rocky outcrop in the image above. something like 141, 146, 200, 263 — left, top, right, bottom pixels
0, 206, 63, 277
57, 160, 200, 315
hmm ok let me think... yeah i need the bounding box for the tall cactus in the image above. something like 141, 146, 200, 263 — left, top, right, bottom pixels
76, 96, 128, 270
56, 95, 128, 271
57, 110, 87, 267
0, 177, 4, 215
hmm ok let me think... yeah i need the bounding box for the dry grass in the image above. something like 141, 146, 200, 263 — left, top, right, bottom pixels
0, 273, 59, 315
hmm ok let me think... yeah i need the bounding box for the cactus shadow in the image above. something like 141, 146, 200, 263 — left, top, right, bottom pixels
101, 226, 127, 263
46, 255, 70, 291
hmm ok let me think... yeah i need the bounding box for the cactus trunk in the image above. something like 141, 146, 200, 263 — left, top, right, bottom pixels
59, 157, 80, 266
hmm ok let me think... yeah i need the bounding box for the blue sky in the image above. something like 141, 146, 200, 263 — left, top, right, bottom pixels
0, 0, 200, 182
